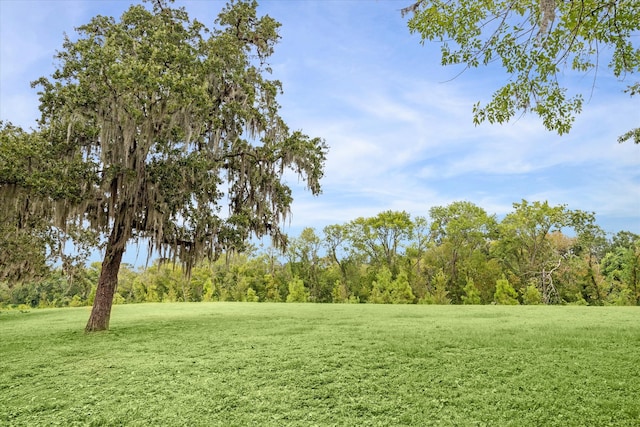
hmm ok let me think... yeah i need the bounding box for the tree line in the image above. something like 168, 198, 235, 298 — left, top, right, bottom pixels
3, 200, 638, 309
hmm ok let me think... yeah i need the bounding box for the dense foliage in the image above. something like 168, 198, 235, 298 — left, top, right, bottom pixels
3, 200, 638, 308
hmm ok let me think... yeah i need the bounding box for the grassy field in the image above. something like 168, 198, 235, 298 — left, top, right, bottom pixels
1, 303, 639, 426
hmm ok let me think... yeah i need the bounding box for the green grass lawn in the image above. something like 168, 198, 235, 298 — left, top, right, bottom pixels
1, 303, 639, 426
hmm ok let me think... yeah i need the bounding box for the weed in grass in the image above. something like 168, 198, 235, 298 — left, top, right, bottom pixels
1, 304, 639, 426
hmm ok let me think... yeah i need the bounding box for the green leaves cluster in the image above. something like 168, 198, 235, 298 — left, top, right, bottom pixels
404, 0, 639, 138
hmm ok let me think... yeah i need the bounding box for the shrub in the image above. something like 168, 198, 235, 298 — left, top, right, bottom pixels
389, 272, 415, 304
428, 270, 451, 305
286, 277, 309, 303
369, 268, 392, 304
462, 277, 482, 305
331, 280, 349, 303
246, 288, 259, 302
494, 277, 519, 305
522, 283, 542, 305
69, 294, 85, 307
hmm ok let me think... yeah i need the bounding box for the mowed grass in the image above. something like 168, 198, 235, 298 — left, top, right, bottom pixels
1, 304, 639, 426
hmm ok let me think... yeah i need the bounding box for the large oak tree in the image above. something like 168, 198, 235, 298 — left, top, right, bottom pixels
2, 0, 327, 331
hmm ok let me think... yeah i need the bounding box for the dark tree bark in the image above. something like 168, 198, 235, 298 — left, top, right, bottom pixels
85, 219, 126, 332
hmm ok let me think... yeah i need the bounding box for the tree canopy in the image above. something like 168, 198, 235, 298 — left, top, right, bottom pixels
403, 0, 639, 141
0, 0, 327, 331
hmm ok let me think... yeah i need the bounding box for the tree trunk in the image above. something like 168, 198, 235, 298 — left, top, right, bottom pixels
85, 225, 126, 332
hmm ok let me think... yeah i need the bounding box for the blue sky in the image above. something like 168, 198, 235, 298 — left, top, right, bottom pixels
1, 0, 639, 259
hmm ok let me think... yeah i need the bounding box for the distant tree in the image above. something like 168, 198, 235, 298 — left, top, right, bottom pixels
427, 201, 497, 302
1, 1, 326, 331
403, 0, 639, 141
610, 231, 640, 251
493, 200, 596, 303
346, 211, 415, 275
323, 224, 350, 284
561, 216, 608, 304
287, 228, 328, 301
113, 263, 143, 303
402, 215, 431, 298
323, 223, 368, 300
602, 235, 640, 305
